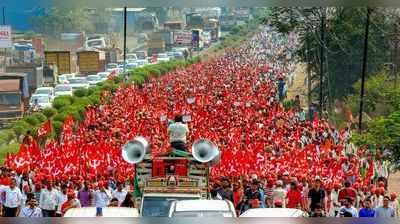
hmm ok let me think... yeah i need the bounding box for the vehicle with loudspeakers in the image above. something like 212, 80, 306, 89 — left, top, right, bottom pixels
122, 137, 220, 217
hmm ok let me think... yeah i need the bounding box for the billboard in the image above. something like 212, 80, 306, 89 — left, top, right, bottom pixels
0, 26, 12, 48
174, 31, 192, 45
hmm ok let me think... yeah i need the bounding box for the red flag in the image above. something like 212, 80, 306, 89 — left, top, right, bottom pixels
38, 120, 52, 138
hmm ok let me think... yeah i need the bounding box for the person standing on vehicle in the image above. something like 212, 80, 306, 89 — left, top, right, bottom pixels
168, 115, 189, 152
2, 178, 23, 217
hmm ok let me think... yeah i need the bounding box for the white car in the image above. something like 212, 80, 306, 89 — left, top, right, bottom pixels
64, 207, 139, 217
29, 94, 52, 110
239, 208, 308, 217
97, 72, 111, 81
126, 63, 138, 70
87, 75, 102, 86
106, 63, 118, 72
157, 53, 170, 63
136, 59, 149, 67
58, 73, 76, 84
67, 77, 89, 90
34, 87, 54, 100
168, 200, 237, 217
126, 53, 138, 61
54, 84, 73, 97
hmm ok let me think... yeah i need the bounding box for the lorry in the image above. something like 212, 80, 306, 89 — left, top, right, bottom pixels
77, 49, 106, 74
45, 51, 71, 75
122, 137, 220, 217
0, 73, 29, 123
6, 65, 43, 95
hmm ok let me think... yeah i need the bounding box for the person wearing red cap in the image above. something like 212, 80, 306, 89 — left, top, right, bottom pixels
338, 181, 356, 205
61, 190, 81, 216
389, 192, 398, 218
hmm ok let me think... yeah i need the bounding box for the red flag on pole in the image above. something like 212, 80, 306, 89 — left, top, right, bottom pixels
37, 120, 52, 138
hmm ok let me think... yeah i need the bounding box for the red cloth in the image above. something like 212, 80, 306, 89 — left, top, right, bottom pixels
286, 189, 302, 208
38, 120, 52, 138
338, 188, 357, 202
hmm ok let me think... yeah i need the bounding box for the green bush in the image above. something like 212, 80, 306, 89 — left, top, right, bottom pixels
51, 120, 63, 138
31, 112, 47, 123
0, 143, 20, 164
12, 120, 31, 137
53, 96, 73, 110
88, 94, 101, 105
73, 88, 88, 97
23, 115, 40, 126
146, 67, 161, 77
0, 129, 14, 145
53, 112, 69, 123
72, 97, 92, 107
42, 108, 57, 118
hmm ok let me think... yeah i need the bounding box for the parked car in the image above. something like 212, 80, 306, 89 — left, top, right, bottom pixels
157, 53, 170, 63
58, 73, 76, 84
106, 63, 118, 71
97, 72, 111, 81
67, 77, 89, 90
54, 84, 73, 97
173, 51, 184, 59
34, 87, 54, 100
126, 53, 138, 61
136, 59, 149, 67
64, 207, 139, 217
126, 63, 138, 70
134, 51, 147, 60
29, 94, 52, 110
239, 208, 308, 217
168, 200, 236, 218
87, 75, 102, 86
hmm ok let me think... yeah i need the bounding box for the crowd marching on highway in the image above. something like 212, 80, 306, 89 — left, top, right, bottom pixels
0, 26, 395, 217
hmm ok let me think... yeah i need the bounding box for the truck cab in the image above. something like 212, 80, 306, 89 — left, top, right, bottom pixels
135, 156, 209, 217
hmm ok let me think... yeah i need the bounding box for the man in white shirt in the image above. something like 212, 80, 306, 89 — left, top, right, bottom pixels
56, 185, 67, 217
39, 181, 58, 217
3, 179, 23, 217
19, 198, 42, 217
94, 183, 111, 216
168, 115, 189, 151
112, 183, 127, 206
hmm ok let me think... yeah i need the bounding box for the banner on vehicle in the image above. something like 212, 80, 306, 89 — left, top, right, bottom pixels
0, 26, 12, 48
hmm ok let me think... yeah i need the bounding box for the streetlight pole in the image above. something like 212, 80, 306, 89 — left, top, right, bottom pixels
123, 6, 127, 73
358, 8, 372, 132
319, 8, 326, 115
2, 7, 5, 25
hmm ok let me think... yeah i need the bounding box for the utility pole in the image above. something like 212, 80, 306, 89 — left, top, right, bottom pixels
306, 35, 312, 112
123, 6, 127, 73
2, 7, 5, 25
358, 8, 372, 132
319, 8, 326, 115
393, 20, 399, 88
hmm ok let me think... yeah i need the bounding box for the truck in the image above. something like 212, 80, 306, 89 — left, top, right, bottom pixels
45, 51, 71, 75
0, 73, 29, 123
204, 18, 220, 42
147, 35, 166, 55
5, 65, 43, 94
191, 29, 204, 51
122, 137, 220, 217
77, 49, 106, 74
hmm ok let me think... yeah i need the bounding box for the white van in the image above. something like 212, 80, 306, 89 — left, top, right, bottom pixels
63, 207, 139, 217
168, 200, 237, 217
239, 208, 308, 217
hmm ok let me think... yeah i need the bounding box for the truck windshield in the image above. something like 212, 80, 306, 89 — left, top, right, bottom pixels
0, 94, 20, 106
173, 211, 234, 217
141, 197, 198, 217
